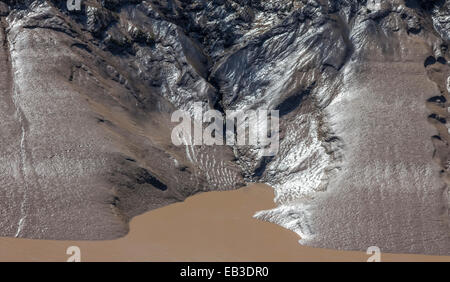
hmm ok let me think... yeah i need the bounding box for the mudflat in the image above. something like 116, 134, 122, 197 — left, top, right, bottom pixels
0, 184, 448, 262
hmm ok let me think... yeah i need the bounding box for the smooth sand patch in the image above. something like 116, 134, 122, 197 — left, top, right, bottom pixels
0, 183, 449, 262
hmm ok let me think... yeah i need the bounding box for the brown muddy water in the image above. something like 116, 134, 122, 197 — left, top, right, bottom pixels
0, 184, 449, 262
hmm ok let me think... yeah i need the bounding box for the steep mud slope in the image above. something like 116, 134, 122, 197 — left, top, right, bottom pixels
249, 0, 450, 255
0, 0, 449, 255
0, 0, 243, 240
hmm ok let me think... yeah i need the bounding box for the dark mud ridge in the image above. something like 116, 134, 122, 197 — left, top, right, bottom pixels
0, 0, 449, 255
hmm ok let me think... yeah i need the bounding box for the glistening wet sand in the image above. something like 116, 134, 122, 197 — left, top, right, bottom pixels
0, 184, 449, 262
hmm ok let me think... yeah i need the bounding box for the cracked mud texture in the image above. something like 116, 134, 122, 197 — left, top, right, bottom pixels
0, 0, 449, 255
